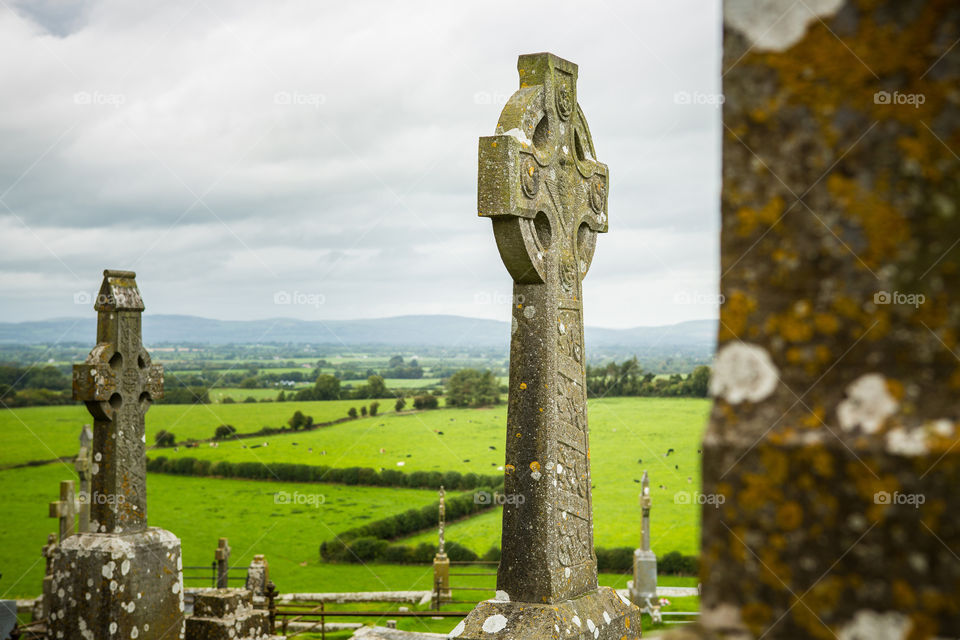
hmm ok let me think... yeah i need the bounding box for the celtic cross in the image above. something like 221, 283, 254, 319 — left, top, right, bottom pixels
478, 52, 608, 604
73, 270, 164, 534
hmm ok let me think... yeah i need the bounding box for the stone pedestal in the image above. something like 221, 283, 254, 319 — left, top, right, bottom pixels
432, 554, 451, 601
629, 549, 657, 605
186, 589, 271, 640
48, 528, 184, 640
452, 587, 638, 640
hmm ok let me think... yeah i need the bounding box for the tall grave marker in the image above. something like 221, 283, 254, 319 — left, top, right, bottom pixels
454, 52, 640, 640
665, 1, 960, 638
48, 270, 184, 640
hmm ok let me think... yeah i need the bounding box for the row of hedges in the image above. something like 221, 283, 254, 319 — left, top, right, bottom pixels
146, 456, 504, 491
320, 490, 497, 561
322, 539, 699, 574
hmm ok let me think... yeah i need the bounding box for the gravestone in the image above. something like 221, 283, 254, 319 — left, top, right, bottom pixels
48, 270, 184, 639
48, 480, 75, 542
454, 52, 640, 640
245, 555, 270, 606
75, 424, 93, 533
185, 589, 271, 640
39, 533, 57, 622
630, 471, 657, 608
433, 486, 451, 601
664, 1, 960, 638
216, 537, 231, 589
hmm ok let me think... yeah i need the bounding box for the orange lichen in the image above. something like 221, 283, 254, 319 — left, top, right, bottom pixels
736, 196, 784, 238
720, 291, 757, 341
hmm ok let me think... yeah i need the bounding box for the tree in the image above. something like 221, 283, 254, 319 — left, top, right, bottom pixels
288, 410, 307, 430
687, 365, 710, 397
388, 355, 404, 368
276, 390, 286, 402
369, 401, 380, 416
356, 375, 387, 399
314, 374, 341, 400
395, 397, 406, 412
244, 396, 257, 403
154, 430, 175, 447
214, 424, 236, 440
348, 407, 358, 419
240, 376, 260, 389
413, 395, 439, 410
361, 406, 368, 417
445, 369, 500, 407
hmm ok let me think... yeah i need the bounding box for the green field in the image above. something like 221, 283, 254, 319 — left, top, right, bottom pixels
0, 396, 708, 636
0, 398, 400, 467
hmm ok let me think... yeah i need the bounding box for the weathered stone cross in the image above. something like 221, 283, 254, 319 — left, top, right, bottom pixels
74, 423, 93, 533
48, 479, 76, 542
479, 51, 608, 604
457, 53, 638, 640
216, 537, 231, 588
73, 270, 164, 534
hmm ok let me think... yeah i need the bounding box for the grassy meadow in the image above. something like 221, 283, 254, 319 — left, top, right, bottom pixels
0, 395, 708, 638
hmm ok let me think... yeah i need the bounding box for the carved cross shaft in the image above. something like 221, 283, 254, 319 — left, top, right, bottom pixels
48, 480, 76, 542
478, 53, 608, 604
73, 270, 164, 534
216, 537, 231, 588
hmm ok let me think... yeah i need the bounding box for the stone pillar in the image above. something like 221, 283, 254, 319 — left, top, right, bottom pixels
75, 424, 93, 533
185, 589, 271, 640
39, 533, 57, 622
630, 471, 657, 608
245, 555, 270, 606
48, 480, 76, 542
48, 270, 184, 640
454, 53, 640, 640
433, 486, 451, 602
673, 2, 960, 638
215, 538, 231, 589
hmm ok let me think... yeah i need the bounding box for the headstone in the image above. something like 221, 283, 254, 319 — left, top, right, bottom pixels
75, 423, 93, 533
665, 2, 960, 638
39, 533, 57, 622
433, 486, 451, 601
185, 589, 271, 640
630, 471, 657, 608
455, 53, 640, 640
48, 480, 75, 542
216, 537, 231, 589
0, 600, 15, 640
245, 555, 270, 606
48, 270, 184, 640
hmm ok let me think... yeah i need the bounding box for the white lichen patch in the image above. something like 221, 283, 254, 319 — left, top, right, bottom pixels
725, 0, 844, 52
886, 427, 927, 456
838, 609, 911, 640
710, 342, 779, 404
482, 614, 508, 633
448, 620, 466, 638
493, 590, 510, 602
932, 419, 955, 438
502, 128, 532, 147
523, 305, 536, 319
837, 374, 898, 434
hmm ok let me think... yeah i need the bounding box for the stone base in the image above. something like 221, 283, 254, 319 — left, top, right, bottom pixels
48, 528, 184, 640
433, 554, 451, 601
629, 550, 657, 605
451, 586, 641, 639
186, 589, 272, 640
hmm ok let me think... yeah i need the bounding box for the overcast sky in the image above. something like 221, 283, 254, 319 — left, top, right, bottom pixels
0, 0, 722, 329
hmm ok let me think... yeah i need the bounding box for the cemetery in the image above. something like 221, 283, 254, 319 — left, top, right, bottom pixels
1, 0, 959, 638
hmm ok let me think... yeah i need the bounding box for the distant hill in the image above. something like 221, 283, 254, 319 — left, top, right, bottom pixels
0, 314, 717, 352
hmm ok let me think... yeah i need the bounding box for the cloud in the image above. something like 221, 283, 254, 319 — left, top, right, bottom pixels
0, 0, 721, 328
